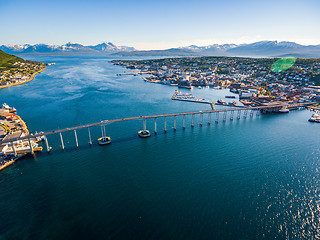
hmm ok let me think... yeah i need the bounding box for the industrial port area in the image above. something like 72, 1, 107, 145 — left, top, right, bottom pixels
0, 103, 43, 171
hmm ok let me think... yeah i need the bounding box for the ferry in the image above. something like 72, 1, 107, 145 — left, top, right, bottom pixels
138, 130, 151, 138
98, 137, 111, 145
309, 112, 320, 123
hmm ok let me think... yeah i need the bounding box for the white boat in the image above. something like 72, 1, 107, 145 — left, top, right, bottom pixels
279, 108, 289, 113
138, 130, 151, 138
98, 137, 111, 145
217, 99, 226, 104
309, 113, 320, 123
2, 103, 10, 109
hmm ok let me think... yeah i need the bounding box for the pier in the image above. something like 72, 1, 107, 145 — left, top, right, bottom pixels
0, 102, 314, 153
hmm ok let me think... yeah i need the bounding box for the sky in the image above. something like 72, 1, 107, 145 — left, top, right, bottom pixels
0, 0, 319, 50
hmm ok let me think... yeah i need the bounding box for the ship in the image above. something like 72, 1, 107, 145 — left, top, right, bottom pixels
279, 107, 289, 113
217, 99, 226, 104
309, 112, 320, 123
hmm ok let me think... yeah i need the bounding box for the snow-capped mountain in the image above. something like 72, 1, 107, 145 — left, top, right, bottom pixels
1, 41, 319, 57
116, 41, 320, 58
0, 42, 136, 55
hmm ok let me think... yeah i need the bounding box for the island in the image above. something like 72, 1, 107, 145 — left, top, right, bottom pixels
0, 50, 46, 89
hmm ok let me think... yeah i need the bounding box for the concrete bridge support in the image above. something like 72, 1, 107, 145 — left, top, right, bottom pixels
60, 132, 65, 150
200, 113, 203, 126
44, 136, 50, 152
154, 118, 157, 134
88, 127, 92, 145
223, 111, 227, 122
230, 110, 234, 121
183, 115, 186, 129
164, 117, 167, 132
237, 110, 241, 120
208, 112, 211, 125
174, 116, 177, 131
215, 112, 219, 123
191, 114, 195, 127
244, 109, 248, 119
11, 142, 16, 157
74, 130, 79, 148
143, 118, 147, 131
28, 137, 34, 154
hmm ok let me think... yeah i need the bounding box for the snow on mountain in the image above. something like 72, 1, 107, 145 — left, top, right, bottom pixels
0, 42, 136, 54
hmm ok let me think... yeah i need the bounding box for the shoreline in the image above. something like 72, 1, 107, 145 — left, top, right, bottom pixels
0, 67, 46, 90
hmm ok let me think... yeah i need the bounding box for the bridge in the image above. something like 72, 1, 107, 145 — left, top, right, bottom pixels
0, 102, 314, 155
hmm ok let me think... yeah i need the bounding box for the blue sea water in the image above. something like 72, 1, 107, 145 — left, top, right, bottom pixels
0, 56, 320, 240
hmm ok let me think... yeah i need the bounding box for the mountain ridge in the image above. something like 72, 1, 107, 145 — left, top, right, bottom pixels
1, 41, 320, 58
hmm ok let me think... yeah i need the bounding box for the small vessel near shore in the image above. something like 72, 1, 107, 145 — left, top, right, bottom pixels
279, 107, 289, 113
309, 112, 320, 123
138, 130, 151, 138
178, 85, 194, 89
1, 103, 17, 113
217, 99, 226, 104
240, 100, 252, 105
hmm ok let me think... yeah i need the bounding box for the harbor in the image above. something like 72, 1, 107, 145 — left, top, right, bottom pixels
0, 103, 43, 171
1, 56, 320, 240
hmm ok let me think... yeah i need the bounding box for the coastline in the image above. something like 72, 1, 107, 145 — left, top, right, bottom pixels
0, 67, 46, 90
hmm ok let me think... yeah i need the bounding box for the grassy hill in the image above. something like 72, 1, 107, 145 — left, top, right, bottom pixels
0, 50, 43, 73
0, 50, 25, 69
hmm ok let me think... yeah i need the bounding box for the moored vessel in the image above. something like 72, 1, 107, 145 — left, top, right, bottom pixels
279, 107, 289, 113
217, 99, 226, 104
309, 112, 320, 123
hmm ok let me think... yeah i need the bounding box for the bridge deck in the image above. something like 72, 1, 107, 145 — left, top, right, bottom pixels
0, 102, 314, 145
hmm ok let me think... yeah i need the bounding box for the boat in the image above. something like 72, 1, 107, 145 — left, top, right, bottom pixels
309, 112, 320, 123
240, 100, 252, 105
279, 107, 289, 113
198, 86, 202, 89
138, 130, 151, 138
225, 95, 236, 99
232, 101, 239, 106
2, 103, 17, 113
98, 137, 111, 145
178, 85, 194, 89
217, 99, 226, 104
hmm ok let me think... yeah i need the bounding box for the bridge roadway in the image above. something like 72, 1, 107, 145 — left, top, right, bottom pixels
0, 102, 315, 146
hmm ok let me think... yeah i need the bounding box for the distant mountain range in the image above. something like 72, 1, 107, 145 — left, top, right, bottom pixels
1, 41, 320, 58
115, 41, 320, 58
0, 42, 135, 55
